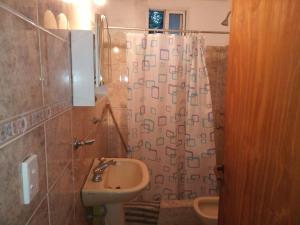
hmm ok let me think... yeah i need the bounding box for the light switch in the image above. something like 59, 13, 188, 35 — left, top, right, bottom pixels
21, 154, 39, 205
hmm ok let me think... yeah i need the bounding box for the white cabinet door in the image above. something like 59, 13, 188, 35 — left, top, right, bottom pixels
71, 30, 95, 106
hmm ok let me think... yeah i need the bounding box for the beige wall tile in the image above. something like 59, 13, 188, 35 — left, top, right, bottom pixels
72, 98, 111, 223
107, 83, 128, 108
49, 163, 74, 225
1, 0, 38, 22
46, 110, 72, 189
72, 98, 109, 160
26, 198, 49, 225
1, 1, 74, 225
40, 30, 72, 106
73, 159, 93, 196
205, 46, 228, 164
0, 127, 47, 225
74, 196, 93, 225
38, 0, 71, 31
0, 10, 43, 121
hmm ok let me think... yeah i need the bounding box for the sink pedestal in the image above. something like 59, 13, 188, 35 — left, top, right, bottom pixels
105, 203, 125, 225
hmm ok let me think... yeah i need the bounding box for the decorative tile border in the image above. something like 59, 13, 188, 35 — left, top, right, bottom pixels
0, 100, 72, 148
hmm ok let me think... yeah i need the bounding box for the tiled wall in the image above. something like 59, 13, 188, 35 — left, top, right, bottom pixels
206, 46, 228, 164
0, 1, 73, 225
103, 31, 129, 155
72, 97, 109, 225
71, 96, 128, 224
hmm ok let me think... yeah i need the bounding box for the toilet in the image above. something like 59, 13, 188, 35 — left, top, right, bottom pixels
193, 196, 219, 225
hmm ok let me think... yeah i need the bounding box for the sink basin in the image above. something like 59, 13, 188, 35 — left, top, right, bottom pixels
82, 158, 149, 206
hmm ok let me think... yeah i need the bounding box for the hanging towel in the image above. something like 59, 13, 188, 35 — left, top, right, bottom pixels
124, 201, 161, 225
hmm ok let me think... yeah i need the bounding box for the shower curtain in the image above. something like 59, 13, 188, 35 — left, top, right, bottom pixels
126, 33, 217, 201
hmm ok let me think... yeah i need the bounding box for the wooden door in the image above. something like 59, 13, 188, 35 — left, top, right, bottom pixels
219, 0, 300, 225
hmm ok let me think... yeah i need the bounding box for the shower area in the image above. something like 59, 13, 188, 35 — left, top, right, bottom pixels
97, 10, 228, 221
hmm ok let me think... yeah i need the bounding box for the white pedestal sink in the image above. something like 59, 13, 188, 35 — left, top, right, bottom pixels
81, 158, 149, 225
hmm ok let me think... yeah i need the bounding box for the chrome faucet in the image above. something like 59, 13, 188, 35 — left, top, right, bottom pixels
92, 158, 117, 182
73, 138, 95, 150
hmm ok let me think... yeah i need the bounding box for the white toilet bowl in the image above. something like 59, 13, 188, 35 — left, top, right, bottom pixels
193, 196, 219, 225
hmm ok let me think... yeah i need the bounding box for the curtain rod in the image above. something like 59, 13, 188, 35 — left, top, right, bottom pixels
105, 26, 229, 34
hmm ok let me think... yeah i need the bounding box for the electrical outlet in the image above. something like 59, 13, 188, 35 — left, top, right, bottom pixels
21, 154, 39, 205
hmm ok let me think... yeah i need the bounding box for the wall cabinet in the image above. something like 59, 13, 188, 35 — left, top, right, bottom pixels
71, 30, 96, 106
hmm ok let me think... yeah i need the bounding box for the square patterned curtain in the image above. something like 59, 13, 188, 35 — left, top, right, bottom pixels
126, 33, 217, 201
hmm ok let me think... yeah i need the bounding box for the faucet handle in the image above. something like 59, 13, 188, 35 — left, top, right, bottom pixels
98, 157, 106, 164
73, 138, 95, 150
84, 139, 95, 145
93, 167, 104, 174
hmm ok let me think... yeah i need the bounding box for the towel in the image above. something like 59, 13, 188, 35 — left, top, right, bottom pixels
124, 201, 161, 225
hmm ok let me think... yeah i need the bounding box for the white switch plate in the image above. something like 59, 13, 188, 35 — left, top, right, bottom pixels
21, 154, 39, 205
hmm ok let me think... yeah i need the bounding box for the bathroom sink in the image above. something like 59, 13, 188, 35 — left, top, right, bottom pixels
82, 158, 149, 206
